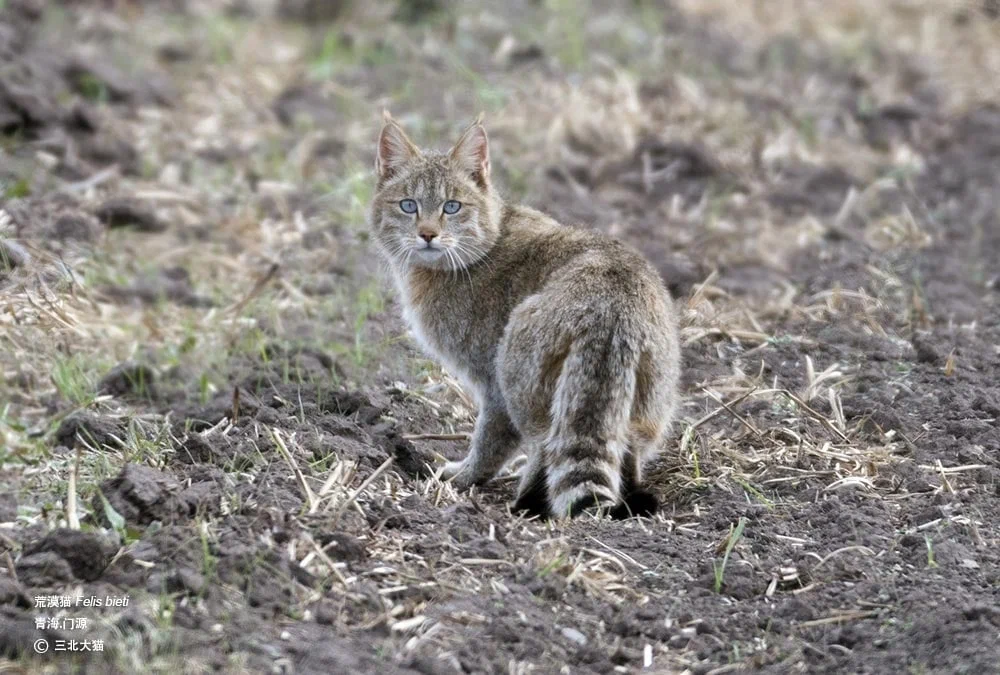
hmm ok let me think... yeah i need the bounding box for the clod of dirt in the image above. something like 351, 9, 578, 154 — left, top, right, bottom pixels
277, 0, 351, 22
911, 332, 943, 364
156, 41, 195, 63
217, 548, 297, 614
229, 387, 264, 419
97, 361, 157, 399
0, 493, 16, 523
273, 84, 342, 128
3, 0, 43, 21
314, 600, 339, 625
260, 184, 343, 219
53, 101, 141, 174
181, 463, 228, 484
0, 579, 30, 609
767, 163, 858, 216
93, 198, 168, 232
164, 568, 206, 596
76, 132, 141, 176
16, 552, 76, 586
95, 464, 189, 526
54, 413, 124, 450
0, 607, 64, 659
380, 434, 434, 478
308, 434, 381, 469
962, 605, 1000, 624
655, 252, 706, 298
878, 461, 932, 493
23, 528, 116, 582
0, 78, 59, 134
49, 211, 102, 241
498, 41, 545, 68
175, 430, 229, 462
64, 101, 101, 133
178, 479, 223, 517
319, 388, 388, 425
393, 0, 445, 22
0, 97, 23, 132
4, 195, 83, 241
0, 101, 22, 133
701, 562, 764, 600
840, 395, 905, 436
63, 54, 175, 106
317, 532, 366, 561
300, 272, 345, 296
365, 498, 411, 529
859, 102, 923, 149
101, 266, 214, 308
526, 573, 568, 601
595, 137, 730, 202
636, 138, 722, 179
239, 344, 336, 393
817, 325, 912, 361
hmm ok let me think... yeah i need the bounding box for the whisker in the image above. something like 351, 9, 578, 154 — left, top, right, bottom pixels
460, 252, 474, 291
456, 238, 491, 260
442, 247, 454, 280
455, 240, 495, 276
449, 243, 479, 292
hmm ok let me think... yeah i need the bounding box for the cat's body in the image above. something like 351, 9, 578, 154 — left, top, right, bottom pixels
370, 113, 680, 518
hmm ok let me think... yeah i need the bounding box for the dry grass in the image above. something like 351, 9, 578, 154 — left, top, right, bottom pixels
678, 0, 1000, 111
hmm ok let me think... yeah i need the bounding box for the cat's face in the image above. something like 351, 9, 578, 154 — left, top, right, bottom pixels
370, 115, 499, 272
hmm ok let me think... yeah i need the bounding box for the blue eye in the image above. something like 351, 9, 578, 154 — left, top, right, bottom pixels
443, 200, 462, 215
399, 199, 418, 214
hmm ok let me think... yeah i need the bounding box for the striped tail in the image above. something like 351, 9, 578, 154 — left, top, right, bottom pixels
543, 320, 640, 518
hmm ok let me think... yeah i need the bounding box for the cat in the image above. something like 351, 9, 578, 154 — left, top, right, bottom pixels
369, 112, 680, 518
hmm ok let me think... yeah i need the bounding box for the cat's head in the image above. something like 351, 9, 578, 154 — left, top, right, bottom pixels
369, 112, 501, 272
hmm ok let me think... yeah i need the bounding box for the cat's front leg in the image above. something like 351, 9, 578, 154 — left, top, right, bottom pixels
441, 395, 520, 491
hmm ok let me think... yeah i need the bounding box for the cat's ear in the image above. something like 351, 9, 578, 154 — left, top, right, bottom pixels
448, 114, 490, 189
376, 111, 419, 182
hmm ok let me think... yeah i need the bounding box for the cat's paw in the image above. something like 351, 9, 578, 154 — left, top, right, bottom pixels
439, 460, 475, 491
439, 462, 465, 490
439, 460, 464, 480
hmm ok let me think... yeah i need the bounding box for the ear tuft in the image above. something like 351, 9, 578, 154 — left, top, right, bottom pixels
448, 119, 490, 189
376, 115, 419, 183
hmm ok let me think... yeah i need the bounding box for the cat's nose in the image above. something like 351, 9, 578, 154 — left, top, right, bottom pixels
418, 227, 439, 243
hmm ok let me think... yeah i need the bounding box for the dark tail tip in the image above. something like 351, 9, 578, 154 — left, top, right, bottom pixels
609, 489, 659, 520
568, 492, 617, 518
513, 470, 550, 519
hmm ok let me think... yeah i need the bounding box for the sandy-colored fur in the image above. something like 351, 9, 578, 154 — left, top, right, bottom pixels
369, 113, 680, 518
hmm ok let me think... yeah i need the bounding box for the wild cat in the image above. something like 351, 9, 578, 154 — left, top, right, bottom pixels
369, 112, 680, 518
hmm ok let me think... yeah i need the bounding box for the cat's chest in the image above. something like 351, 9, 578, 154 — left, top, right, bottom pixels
401, 301, 446, 353
398, 272, 490, 396
399, 270, 467, 354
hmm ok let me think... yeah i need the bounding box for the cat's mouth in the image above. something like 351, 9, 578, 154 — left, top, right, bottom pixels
414, 245, 446, 260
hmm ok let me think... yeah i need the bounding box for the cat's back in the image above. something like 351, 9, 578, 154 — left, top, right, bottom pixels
499, 204, 673, 310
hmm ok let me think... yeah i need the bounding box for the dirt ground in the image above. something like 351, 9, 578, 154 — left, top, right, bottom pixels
1, 0, 999, 673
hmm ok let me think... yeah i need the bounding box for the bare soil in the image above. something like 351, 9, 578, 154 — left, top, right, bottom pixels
1, 1, 998, 673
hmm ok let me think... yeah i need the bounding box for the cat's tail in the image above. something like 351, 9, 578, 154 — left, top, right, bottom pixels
543, 317, 641, 518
